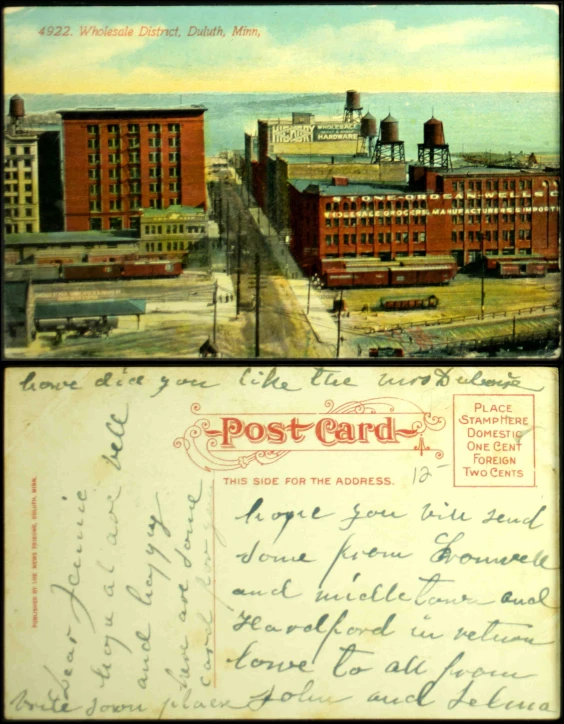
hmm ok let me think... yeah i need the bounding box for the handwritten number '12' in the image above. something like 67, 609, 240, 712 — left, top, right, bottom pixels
412, 466, 432, 485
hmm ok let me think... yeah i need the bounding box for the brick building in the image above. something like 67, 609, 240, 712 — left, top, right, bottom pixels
289, 166, 560, 277
58, 107, 207, 232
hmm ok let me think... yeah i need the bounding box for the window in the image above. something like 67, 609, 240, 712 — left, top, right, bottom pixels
130, 182, 140, 193
25, 183, 32, 192
378, 233, 384, 244
333, 234, 339, 244
128, 124, 139, 133
129, 151, 140, 163
343, 234, 349, 244
129, 166, 140, 179
87, 138, 99, 149
325, 218, 332, 227
148, 124, 160, 133
168, 152, 180, 163
168, 137, 179, 147
90, 200, 101, 211
109, 183, 120, 194
110, 200, 122, 211
451, 232, 457, 243
26, 223, 33, 232
90, 184, 100, 195
149, 167, 161, 178
149, 182, 161, 192
395, 232, 401, 243
108, 138, 120, 149
88, 168, 100, 180
129, 137, 140, 149
108, 124, 119, 133
168, 123, 180, 133
469, 231, 474, 243
149, 152, 161, 163
109, 217, 123, 230
24, 171, 31, 179
89, 154, 100, 164
130, 217, 140, 231
351, 234, 356, 244
325, 203, 331, 211
343, 218, 350, 227
343, 202, 349, 211
402, 232, 409, 243
360, 233, 366, 244
170, 182, 179, 192
333, 218, 339, 227
149, 137, 161, 148
169, 167, 179, 178
24, 159, 32, 167
25, 208, 33, 217
150, 199, 162, 209
108, 153, 120, 164
157, 242, 162, 251
87, 125, 98, 135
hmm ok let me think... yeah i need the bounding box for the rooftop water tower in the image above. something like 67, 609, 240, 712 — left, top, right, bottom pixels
343, 90, 363, 122
357, 111, 377, 155
417, 115, 452, 169
372, 113, 405, 163
9, 94, 25, 133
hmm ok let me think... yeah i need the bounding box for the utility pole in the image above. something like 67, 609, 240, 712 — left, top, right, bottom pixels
480, 232, 485, 319
336, 289, 343, 358
255, 252, 260, 358
307, 274, 312, 315
236, 220, 243, 317
225, 199, 230, 274
212, 279, 218, 343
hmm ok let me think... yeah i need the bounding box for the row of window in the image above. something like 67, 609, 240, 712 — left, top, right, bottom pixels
324, 200, 428, 212
89, 198, 179, 212
88, 123, 180, 134
450, 230, 531, 243
7, 145, 33, 155
452, 214, 533, 225
144, 225, 205, 235
90, 181, 181, 194
4, 182, 33, 192
5, 170, 33, 181
5, 223, 35, 233
451, 179, 533, 191
87, 137, 180, 149
4, 158, 33, 168
325, 216, 425, 228
4, 207, 35, 218
4, 194, 33, 205
145, 241, 187, 252
325, 232, 427, 246
88, 152, 180, 164
451, 198, 532, 209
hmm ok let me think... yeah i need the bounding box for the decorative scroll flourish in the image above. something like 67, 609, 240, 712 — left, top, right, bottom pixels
175, 396, 445, 471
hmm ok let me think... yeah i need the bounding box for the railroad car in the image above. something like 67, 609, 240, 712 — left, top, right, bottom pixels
5, 265, 61, 282
122, 260, 183, 277
63, 263, 123, 281
381, 294, 439, 310
4, 260, 183, 283
321, 263, 457, 288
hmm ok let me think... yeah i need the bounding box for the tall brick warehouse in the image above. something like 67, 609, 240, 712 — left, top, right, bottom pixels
58, 107, 206, 232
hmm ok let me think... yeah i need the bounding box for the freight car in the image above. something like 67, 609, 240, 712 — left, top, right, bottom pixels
322, 263, 456, 288
381, 294, 439, 310
4, 260, 183, 283
484, 255, 548, 277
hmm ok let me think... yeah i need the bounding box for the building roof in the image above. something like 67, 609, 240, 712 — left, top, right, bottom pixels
276, 154, 375, 165
140, 205, 205, 218
289, 179, 411, 196
57, 106, 206, 118
441, 166, 559, 176
5, 231, 139, 247
35, 299, 147, 319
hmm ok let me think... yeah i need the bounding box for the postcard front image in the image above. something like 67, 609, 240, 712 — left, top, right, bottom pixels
2, 4, 560, 360
4, 364, 560, 719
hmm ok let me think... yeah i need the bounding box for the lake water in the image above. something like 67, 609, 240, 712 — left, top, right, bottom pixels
5, 92, 559, 157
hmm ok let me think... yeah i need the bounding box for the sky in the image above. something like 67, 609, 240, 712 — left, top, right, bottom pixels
3, 4, 560, 94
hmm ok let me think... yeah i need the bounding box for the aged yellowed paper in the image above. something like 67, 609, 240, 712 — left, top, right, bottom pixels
4, 365, 560, 719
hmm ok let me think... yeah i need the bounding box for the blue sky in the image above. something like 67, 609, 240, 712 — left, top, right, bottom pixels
3, 4, 560, 93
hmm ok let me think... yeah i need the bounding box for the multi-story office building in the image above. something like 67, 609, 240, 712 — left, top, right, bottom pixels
4, 129, 40, 234
58, 107, 207, 232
